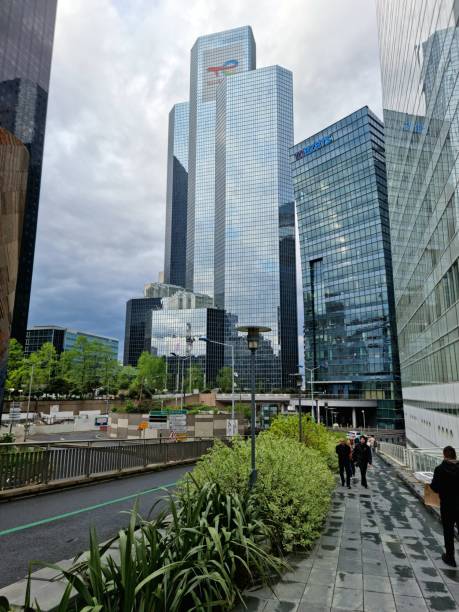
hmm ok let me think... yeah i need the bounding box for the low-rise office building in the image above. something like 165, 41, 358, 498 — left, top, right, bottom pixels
25, 326, 119, 359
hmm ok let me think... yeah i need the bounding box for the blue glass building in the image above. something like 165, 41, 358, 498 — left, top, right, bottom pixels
164, 102, 189, 288
0, 1, 57, 345
377, 0, 459, 447
290, 107, 403, 428
161, 27, 298, 391
215, 65, 298, 390
26, 326, 119, 359
186, 26, 256, 297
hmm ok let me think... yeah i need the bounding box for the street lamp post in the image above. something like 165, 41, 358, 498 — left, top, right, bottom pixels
199, 337, 235, 422
24, 365, 34, 442
304, 366, 320, 422
361, 409, 366, 430
236, 325, 271, 489
289, 372, 303, 443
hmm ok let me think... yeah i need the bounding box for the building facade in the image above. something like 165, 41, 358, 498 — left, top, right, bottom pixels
160, 27, 298, 391
124, 298, 162, 367
186, 26, 256, 297
0, 0, 57, 345
150, 307, 224, 390
0, 128, 28, 416
290, 107, 403, 428
215, 65, 298, 390
377, 0, 459, 446
164, 102, 189, 288
26, 326, 119, 359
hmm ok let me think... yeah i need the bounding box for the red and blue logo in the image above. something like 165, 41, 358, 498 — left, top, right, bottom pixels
207, 59, 239, 78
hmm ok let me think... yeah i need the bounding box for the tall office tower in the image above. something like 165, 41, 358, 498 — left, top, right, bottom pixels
186, 26, 256, 297
0, 0, 58, 346
377, 1, 459, 446
0, 129, 29, 418
290, 108, 403, 429
164, 102, 189, 288
215, 66, 298, 389
162, 27, 298, 390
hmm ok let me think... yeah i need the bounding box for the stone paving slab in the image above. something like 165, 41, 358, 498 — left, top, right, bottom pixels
242, 456, 459, 611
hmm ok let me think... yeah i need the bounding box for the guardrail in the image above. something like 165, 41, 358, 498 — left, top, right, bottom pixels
378, 441, 443, 473
0, 438, 214, 491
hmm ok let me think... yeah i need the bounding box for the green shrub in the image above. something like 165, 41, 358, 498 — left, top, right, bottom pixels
268, 414, 339, 471
187, 434, 335, 551
28, 481, 285, 611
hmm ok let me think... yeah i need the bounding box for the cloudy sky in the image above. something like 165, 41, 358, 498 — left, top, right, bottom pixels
29, 0, 383, 357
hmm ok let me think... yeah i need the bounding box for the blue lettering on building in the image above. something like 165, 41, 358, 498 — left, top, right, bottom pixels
295, 135, 333, 160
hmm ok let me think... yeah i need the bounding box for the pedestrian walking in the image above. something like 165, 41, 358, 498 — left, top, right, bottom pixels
352, 435, 372, 488
336, 439, 352, 489
347, 438, 356, 477
429, 446, 459, 567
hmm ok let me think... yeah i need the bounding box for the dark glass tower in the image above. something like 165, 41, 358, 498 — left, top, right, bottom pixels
164, 102, 189, 288
0, 0, 58, 345
124, 298, 162, 366
291, 107, 403, 428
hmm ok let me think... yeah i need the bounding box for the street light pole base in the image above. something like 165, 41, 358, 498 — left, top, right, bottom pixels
249, 468, 257, 489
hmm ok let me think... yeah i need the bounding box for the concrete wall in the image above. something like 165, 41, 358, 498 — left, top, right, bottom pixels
109, 411, 247, 440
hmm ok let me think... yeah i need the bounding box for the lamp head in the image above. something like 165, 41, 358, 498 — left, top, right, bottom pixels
236, 325, 271, 352
198, 337, 208, 342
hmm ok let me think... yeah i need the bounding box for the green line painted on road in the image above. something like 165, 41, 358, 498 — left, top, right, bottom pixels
0, 481, 177, 537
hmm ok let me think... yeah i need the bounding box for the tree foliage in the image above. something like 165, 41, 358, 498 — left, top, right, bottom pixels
216, 366, 233, 392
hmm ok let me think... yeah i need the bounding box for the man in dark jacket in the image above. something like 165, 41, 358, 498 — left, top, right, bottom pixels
430, 446, 459, 567
336, 439, 352, 488
352, 435, 372, 488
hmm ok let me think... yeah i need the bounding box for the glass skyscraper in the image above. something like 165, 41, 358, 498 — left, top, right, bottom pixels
215, 66, 298, 389
377, 1, 459, 446
164, 102, 189, 288
150, 308, 224, 389
161, 26, 298, 391
0, 1, 58, 346
186, 26, 256, 297
291, 107, 403, 428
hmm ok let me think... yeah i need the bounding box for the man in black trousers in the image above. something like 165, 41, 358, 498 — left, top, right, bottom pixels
352, 435, 372, 488
336, 439, 352, 489
430, 446, 459, 567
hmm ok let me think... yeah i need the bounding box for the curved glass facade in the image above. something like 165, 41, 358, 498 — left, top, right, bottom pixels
377, 0, 459, 446
291, 107, 403, 427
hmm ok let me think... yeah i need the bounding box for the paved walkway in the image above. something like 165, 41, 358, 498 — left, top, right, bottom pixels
240, 456, 459, 611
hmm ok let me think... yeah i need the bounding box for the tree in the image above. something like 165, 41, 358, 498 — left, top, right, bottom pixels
188, 365, 204, 392
216, 366, 233, 393
5, 339, 26, 392
135, 352, 166, 399
60, 337, 116, 396
116, 366, 138, 393
25, 342, 58, 394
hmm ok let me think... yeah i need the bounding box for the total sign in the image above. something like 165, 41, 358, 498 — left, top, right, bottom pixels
295, 135, 333, 160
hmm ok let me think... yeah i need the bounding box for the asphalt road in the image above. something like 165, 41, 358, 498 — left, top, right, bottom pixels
0, 464, 192, 588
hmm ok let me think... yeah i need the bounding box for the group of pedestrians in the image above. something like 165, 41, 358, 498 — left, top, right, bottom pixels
335, 437, 459, 569
335, 435, 376, 489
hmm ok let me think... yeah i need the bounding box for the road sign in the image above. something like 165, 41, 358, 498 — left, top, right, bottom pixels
226, 419, 238, 437
168, 414, 187, 434
137, 421, 148, 431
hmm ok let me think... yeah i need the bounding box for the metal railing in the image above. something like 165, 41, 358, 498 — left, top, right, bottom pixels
0, 438, 214, 491
379, 441, 443, 473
